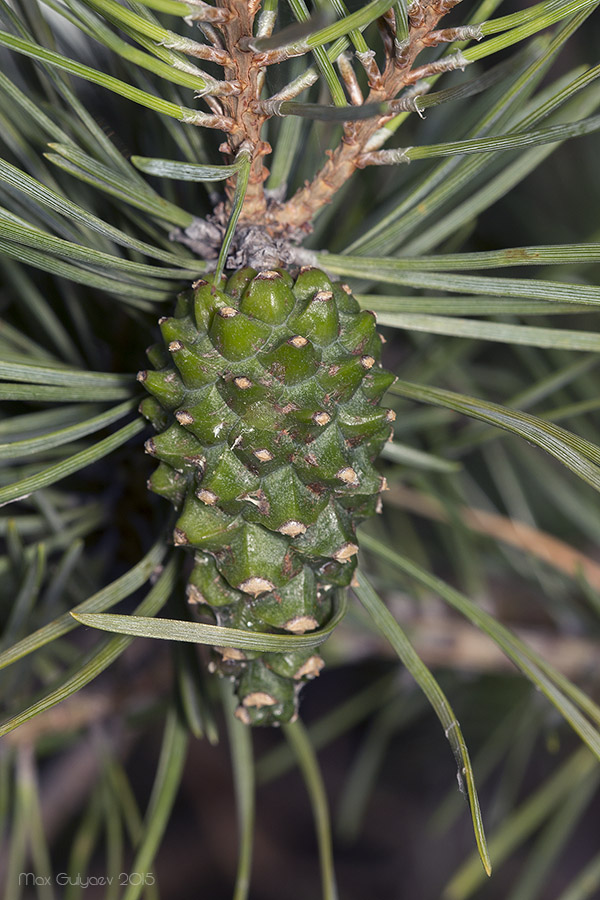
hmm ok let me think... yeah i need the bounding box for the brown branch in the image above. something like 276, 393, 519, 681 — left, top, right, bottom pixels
200, 78, 242, 97
189, 112, 238, 132
338, 606, 600, 679
356, 147, 411, 167
403, 48, 468, 85
264, 0, 463, 233
385, 483, 600, 592
177, 41, 233, 66
356, 49, 384, 91
185, 0, 234, 24
197, 22, 226, 48
216, 0, 271, 221
423, 24, 484, 46
337, 52, 364, 106
253, 46, 307, 67
184, 0, 470, 241
379, 9, 398, 62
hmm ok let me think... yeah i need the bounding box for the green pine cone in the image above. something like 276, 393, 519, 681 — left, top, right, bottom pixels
138, 267, 395, 726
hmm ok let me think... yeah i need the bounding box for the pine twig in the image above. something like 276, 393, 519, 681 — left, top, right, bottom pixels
385, 484, 600, 591
264, 0, 465, 232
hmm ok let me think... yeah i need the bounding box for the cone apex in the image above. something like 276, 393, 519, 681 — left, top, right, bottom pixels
255, 270, 280, 280
336, 466, 359, 485
173, 527, 189, 545
289, 335, 308, 347
197, 489, 218, 505
234, 706, 251, 725
277, 520, 307, 537
294, 656, 325, 680
332, 542, 359, 562
253, 448, 274, 461
283, 615, 319, 634
238, 576, 276, 596
243, 692, 277, 708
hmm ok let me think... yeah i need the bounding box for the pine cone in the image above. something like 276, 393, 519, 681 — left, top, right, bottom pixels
139, 267, 394, 725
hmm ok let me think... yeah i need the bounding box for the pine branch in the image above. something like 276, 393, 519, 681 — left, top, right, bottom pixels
265, 0, 464, 232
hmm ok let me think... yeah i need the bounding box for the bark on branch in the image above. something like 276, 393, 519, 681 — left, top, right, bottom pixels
190, 0, 469, 245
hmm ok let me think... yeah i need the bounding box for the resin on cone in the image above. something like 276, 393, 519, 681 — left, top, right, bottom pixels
139, 267, 395, 725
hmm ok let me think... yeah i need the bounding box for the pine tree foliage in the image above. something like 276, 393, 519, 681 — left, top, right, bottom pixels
0, 0, 599, 896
